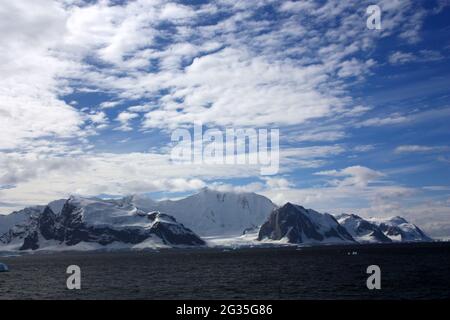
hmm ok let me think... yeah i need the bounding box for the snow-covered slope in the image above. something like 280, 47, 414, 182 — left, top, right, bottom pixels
111, 194, 157, 212
0, 196, 205, 251
0, 189, 275, 250
369, 216, 432, 242
336, 213, 392, 243
0, 199, 66, 236
134, 188, 276, 236
258, 203, 355, 244
47, 199, 66, 215
0, 206, 43, 235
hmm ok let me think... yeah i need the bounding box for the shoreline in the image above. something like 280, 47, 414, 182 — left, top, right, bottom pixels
2, 241, 450, 258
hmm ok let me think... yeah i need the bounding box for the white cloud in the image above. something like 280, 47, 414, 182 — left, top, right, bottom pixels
263, 177, 292, 190
100, 101, 123, 109
389, 51, 417, 64
337, 58, 376, 78
0, 150, 266, 212
0, 1, 85, 150
142, 47, 350, 129
358, 113, 410, 127
0, 0, 436, 152
358, 108, 450, 128
395, 145, 449, 154
279, 1, 317, 12
88, 111, 109, 125
159, 3, 195, 20
128, 105, 153, 113
389, 50, 445, 65
315, 165, 385, 187
283, 145, 345, 159
209, 182, 264, 194
353, 145, 375, 152
290, 129, 346, 143
116, 112, 139, 131
281, 146, 346, 170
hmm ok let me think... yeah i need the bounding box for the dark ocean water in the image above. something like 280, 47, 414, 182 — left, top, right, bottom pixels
0, 243, 449, 300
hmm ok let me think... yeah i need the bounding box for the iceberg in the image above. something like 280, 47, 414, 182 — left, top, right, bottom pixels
0, 263, 9, 272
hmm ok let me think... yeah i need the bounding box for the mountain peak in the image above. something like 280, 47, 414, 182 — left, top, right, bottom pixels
199, 186, 211, 193
154, 188, 276, 236
339, 214, 432, 243
336, 213, 392, 243
388, 216, 409, 224
283, 202, 304, 210
283, 202, 295, 207
258, 202, 355, 244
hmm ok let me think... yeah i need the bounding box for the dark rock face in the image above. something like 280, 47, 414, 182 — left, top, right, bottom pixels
258, 203, 355, 244
1, 199, 205, 250
38, 206, 61, 241
151, 219, 205, 245
356, 219, 392, 243
20, 231, 39, 251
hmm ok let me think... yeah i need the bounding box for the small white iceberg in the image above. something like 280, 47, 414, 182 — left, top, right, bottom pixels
0, 262, 9, 272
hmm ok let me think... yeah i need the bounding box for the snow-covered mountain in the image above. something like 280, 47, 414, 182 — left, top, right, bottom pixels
0, 189, 434, 251
336, 214, 432, 243
0, 196, 204, 251
0, 206, 44, 235
369, 216, 432, 242
129, 188, 276, 236
336, 213, 392, 243
0, 199, 66, 236
258, 203, 355, 244
0, 189, 275, 250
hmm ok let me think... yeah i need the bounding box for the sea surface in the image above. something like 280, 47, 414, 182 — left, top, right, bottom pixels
1, 243, 449, 300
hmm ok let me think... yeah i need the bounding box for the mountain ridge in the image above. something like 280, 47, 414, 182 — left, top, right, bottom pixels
258, 202, 356, 244
0, 189, 433, 251
0, 196, 205, 251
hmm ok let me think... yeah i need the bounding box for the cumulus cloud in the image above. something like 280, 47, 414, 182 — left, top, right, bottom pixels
0, 1, 87, 150
116, 112, 139, 131
315, 165, 385, 187
337, 58, 376, 79
143, 47, 350, 128
263, 177, 292, 190
0, 0, 437, 152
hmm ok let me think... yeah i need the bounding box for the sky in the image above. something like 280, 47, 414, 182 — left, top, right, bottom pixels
0, 0, 449, 237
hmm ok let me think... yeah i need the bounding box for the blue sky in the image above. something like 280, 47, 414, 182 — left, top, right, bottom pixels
0, 0, 449, 237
